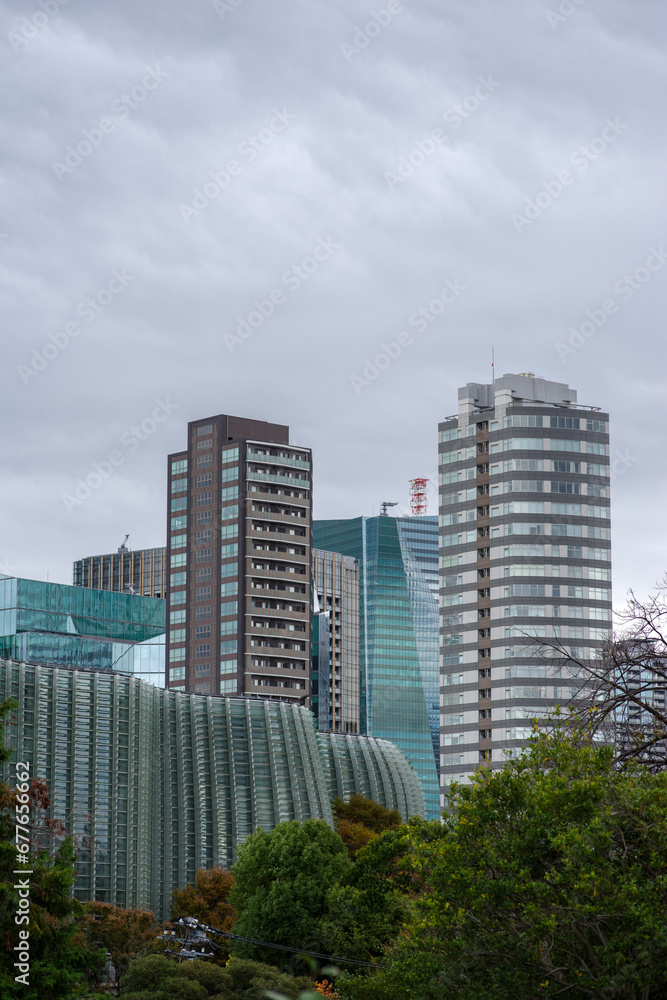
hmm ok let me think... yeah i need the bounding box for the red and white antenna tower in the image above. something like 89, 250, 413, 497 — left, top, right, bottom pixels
409, 478, 428, 516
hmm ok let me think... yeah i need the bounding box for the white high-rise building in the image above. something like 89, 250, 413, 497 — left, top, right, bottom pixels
438, 374, 612, 804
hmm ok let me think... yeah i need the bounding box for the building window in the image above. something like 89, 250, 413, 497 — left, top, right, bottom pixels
195, 644, 211, 658
221, 446, 239, 463
171, 477, 187, 493
196, 439, 212, 450
194, 663, 210, 675
196, 530, 212, 543
195, 625, 211, 639
550, 416, 579, 429
195, 605, 211, 620
197, 454, 213, 469
196, 548, 212, 563
170, 572, 186, 587
196, 424, 213, 436
196, 586, 212, 601
196, 511, 212, 525
197, 473, 213, 487
171, 459, 187, 474
169, 666, 185, 680
170, 589, 186, 605
196, 568, 212, 582
196, 492, 213, 506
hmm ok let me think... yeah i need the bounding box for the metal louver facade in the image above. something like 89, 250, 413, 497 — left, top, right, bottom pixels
0, 659, 425, 919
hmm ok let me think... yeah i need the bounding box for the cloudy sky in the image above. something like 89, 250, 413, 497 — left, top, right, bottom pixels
1, 0, 665, 604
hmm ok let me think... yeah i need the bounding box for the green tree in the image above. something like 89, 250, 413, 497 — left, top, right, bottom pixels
332, 795, 402, 859
0, 697, 104, 998
169, 866, 235, 963
320, 820, 433, 964
118, 953, 311, 999
230, 820, 350, 971
340, 728, 667, 1000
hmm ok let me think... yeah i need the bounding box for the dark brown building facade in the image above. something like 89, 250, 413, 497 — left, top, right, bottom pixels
166, 415, 313, 706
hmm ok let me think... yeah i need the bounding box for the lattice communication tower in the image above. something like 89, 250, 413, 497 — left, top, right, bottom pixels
409, 479, 428, 516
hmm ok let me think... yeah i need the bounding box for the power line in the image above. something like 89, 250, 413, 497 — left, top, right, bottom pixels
162, 916, 387, 970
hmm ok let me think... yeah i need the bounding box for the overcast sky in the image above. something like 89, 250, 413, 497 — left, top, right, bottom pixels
1, 0, 665, 605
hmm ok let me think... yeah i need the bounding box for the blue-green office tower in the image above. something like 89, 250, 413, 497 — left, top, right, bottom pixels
313, 516, 440, 820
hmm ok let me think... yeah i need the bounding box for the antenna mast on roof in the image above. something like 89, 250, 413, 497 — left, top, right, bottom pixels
409, 479, 428, 516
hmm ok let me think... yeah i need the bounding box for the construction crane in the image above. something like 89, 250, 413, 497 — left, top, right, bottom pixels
380, 501, 398, 517
118, 534, 130, 553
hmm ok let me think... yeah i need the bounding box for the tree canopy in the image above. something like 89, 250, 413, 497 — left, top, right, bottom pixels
229, 819, 350, 971
332, 795, 402, 859
339, 727, 667, 1000
169, 866, 235, 963
118, 953, 311, 999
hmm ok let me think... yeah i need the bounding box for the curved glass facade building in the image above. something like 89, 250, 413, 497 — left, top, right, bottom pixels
0, 659, 425, 919
319, 732, 425, 820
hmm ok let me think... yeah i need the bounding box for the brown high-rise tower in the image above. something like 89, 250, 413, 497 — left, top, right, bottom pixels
166, 414, 313, 705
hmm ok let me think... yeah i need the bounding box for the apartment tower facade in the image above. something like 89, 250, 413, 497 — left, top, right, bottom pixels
166, 415, 313, 703
312, 549, 360, 734
438, 374, 612, 803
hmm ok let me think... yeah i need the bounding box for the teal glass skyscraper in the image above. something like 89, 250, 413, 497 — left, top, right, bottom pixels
313, 516, 440, 820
